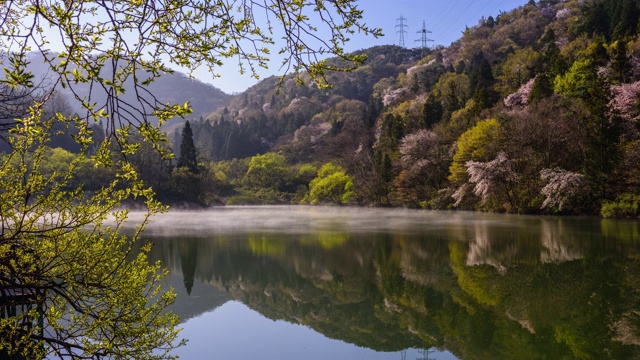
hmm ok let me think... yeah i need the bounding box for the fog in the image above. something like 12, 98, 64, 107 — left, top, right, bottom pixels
121, 205, 541, 237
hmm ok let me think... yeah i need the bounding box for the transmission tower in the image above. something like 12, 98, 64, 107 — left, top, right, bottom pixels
396, 15, 408, 47
417, 348, 436, 360
415, 20, 434, 50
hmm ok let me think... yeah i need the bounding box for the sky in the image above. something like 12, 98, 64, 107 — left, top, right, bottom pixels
202, 0, 531, 94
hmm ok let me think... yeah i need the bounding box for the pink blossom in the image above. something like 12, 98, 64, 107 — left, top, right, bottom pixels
540, 168, 585, 210
504, 77, 535, 108
399, 129, 438, 166
609, 81, 640, 121
465, 152, 517, 204
555, 8, 572, 20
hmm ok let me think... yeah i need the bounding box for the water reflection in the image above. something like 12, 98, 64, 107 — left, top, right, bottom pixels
138, 207, 640, 359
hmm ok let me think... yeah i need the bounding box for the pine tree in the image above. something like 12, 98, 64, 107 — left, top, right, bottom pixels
611, 40, 632, 83
529, 73, 554, 104
177, 120, 199, 174
469, 56, 500, 110
422, 94, 443, 128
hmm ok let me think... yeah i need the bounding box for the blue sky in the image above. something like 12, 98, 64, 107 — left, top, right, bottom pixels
204, 0, 530, 94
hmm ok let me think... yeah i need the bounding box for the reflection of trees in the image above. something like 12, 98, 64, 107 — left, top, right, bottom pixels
145, 217, 640, 359
144, 238, 231, 322
180, 241, 198, 294
540, 218, 583, 263
465, 222, 518, 273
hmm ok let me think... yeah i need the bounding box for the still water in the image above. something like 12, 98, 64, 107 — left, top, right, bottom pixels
131, 206, 640, 359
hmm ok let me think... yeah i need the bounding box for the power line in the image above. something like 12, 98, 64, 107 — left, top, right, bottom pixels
428, 0, 462, 33
438, 0, 511, 41
439, 0, 479, 36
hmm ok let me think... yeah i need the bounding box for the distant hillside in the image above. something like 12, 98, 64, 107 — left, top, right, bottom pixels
22, 52, 230, 125
178, 45, 423, 161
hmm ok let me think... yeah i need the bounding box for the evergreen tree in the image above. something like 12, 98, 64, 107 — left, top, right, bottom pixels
611, 40, 632, 83
469, 56, 500, 110
422, 94, 444, 128
177, 120, 199, 174
612, 0, 639, 40
529, 73, 554, 104
180, 242, 198, 296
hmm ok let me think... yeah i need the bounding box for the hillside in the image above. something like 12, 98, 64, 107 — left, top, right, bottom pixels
22, 52, 231, 123
50, 0, 640, 217
177, 46, 422, 162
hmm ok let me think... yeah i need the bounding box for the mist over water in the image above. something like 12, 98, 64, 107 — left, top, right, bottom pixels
128, 205, 567, 237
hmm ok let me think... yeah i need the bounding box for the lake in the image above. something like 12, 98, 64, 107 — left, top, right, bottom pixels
129, 206, 640, 359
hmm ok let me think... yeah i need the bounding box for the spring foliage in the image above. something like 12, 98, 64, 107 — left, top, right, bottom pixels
0, 109, 180, 359
449, 118, 503, 184
304, 163, 354, 205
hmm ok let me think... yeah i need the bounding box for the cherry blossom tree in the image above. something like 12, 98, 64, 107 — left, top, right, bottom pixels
609, 81, 640, 122
394, 129, 449, 206
539, 168, 586, 211
465, 152, 518, 210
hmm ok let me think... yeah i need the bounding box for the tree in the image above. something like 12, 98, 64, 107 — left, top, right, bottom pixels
1, 1, 380, 358
469, 54, 499, 110
465, 152, 519, 211
431, 73, 471, 120
304, 163, 355, 205
528, 73, 554, 104
540, 168, 587, 211
553, 59, 598, 98
421, 94, 444, 128
1, 111, 180, 359
498, 47, 541, 96
177, 120, 198, 174
610, 40, 632, 84
394, 130, 449, 206
244, 152, 288, 190
449, 118, 504, 184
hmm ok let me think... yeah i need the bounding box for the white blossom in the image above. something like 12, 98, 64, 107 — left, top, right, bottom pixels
452, 183, 472, 207
540, 168, 585, 210
504, 77, 535, 108
465, 152, 517, 204
399, 129, 438, 166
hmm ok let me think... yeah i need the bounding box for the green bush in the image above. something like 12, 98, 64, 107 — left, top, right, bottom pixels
600, 194, 640, 218
303, 163, 354, 205
226, 188, 284, 205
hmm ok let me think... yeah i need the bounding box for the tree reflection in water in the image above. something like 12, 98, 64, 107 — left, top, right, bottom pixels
138, 208, 640, 359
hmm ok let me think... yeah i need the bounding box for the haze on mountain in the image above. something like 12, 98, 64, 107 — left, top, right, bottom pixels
20, 52, 231, 124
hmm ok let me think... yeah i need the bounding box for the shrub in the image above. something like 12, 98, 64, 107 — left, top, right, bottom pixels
303, 163, 354, 205
601, 194, 640, 218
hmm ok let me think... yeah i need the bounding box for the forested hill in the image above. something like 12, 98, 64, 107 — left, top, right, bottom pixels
183, 45, 422, 161
22, 52, 231, 122
98, 0, 640, 217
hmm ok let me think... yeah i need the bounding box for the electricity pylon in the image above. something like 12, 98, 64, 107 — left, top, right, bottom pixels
396, 15, 408, 47
415, 20, 434, 53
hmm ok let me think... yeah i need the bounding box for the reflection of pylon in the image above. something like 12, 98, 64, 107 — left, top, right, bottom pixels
396, 15, 408, 47
415, 20, 434, 50
400, 349, 407, 360
417, 348, 436, 360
